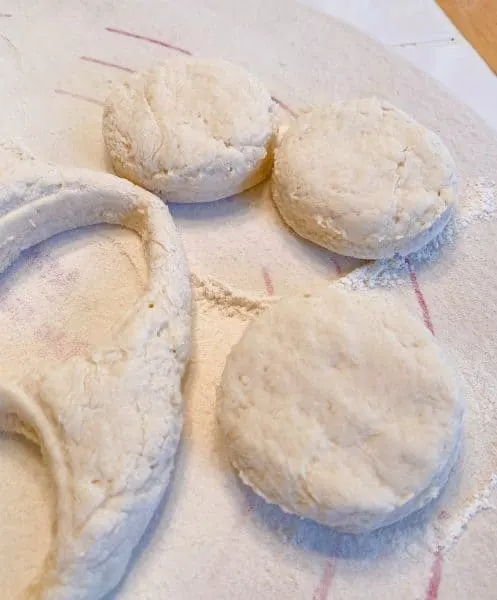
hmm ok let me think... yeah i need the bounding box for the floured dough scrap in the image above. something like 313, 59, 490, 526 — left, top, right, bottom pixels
0, 143, 191, 599
218, 287, 463, 533
271, 97, 457, 258
103, 58, 277, 203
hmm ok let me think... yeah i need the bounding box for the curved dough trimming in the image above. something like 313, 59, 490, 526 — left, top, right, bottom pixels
0, 145, 191, 599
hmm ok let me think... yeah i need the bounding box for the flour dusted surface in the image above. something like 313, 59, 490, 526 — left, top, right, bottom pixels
2, 0, 497, 597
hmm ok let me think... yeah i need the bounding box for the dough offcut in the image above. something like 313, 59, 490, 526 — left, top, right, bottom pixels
0, 144, 191, 599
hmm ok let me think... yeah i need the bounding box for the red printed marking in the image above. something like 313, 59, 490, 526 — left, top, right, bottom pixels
262, 268, 275, 295
330, 256, 342, 277
101, 31, 298, 128
54, 88, 104, 107
37, 323, 89, 362
40, 258, 80, 288
105, 26, 192, 55
0, 290, 36, 319
312, 559, 335, 600
240, 493, 256, 521
425, 550, 443, 600
271, 95, 297, 117
405, 256, 434, 335
80, 56, 135, 73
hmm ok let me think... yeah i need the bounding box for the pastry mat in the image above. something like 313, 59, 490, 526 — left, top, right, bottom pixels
1, 1, 497, 598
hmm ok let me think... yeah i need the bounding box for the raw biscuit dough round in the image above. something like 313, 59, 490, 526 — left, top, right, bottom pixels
271, 97, 458, 258
0, 143, 191, 599
218, 287, 463, 533
103, 58, 277, 203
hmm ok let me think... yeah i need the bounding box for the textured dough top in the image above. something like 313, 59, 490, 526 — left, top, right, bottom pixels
218, 287, 463, 532
103, 58, 276, 202
272, 98, 457, 258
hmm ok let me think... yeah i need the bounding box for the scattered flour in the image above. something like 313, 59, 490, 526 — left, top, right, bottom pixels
433, 474, 497, 553
187, 175, 497, 565
2, 0, 497, 595
191, 273, 275, 318
339, 178, 497, 291
0, 157, 494, 600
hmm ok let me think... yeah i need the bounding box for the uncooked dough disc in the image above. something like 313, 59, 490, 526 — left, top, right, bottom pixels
218, 287, 463, 533
103, 57, 277, 203
271, 97, 458, 259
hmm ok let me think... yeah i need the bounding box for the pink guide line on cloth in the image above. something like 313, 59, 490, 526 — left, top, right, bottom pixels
37, 323, 89, 362
330, 256, 342, 277
312, 559, 335, 600
271, 95, 297, 117
102, 30, 298, 124
80, 56, 135, 73
105, 26, 192, 55
54, 89, 104, 107
262, 268, 275, 295
242, 493, 256, 519
405, 256, 435, 335
0, 291, 36, 319
425, 550, 443, 600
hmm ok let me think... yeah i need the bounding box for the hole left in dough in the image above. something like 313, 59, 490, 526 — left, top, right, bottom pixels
0, 223, 147, 379
0, 433, 52, 597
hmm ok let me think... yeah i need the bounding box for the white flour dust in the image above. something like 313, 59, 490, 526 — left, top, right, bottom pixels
185, 175, 497, 562
2, 0, 497, 595
0, 175, 495, 599
340, 178, 497, 291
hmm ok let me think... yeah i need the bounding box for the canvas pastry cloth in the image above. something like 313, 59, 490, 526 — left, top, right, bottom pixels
1, 0, 497, 598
